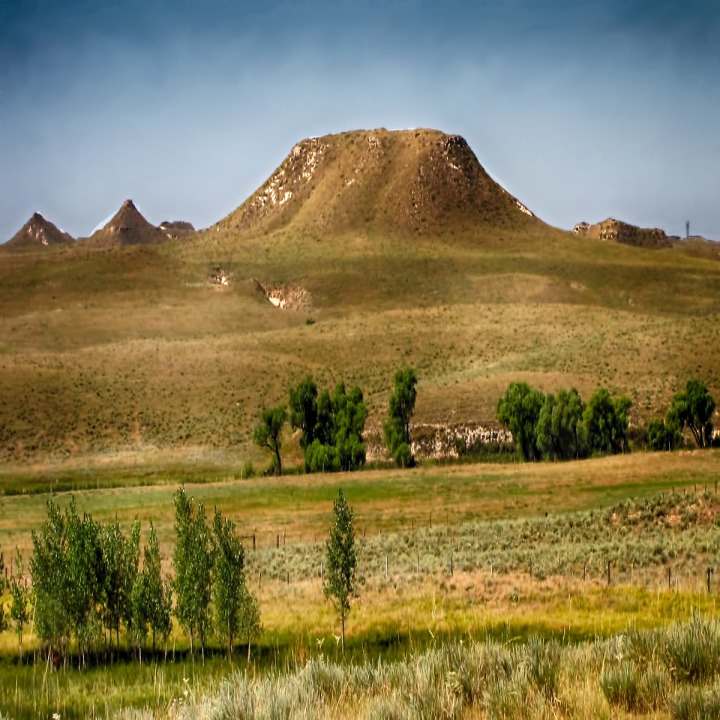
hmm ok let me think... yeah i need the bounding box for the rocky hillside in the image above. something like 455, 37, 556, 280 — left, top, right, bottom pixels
573, 218, 672, 249
214, 128, 544, 238
3, 212, 74, 251
82, 199, 167, 247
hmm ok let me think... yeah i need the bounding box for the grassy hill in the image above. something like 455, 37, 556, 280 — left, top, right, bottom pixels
1, 128, 719, 464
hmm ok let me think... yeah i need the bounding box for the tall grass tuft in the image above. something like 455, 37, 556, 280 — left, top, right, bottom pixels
664, 613, 720, 684
669, 684, 720, 720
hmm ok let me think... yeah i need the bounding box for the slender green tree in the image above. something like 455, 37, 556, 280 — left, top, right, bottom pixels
238, 582, 261, 662
129, 572, 149, 663
31, 499, 71, 662
0, 552, 6, 636
497, 382, 545, 461
142, 522, 172, 656
100, 518, 140, 651
384, 367, 418, 467
9, 550, 29, 661
65, 500, 105, 665
173, 488, 213, 662
324, 489, 357, 654
254, 405, 287, 475
212, 509, 250, 659
667, 379, 716, 448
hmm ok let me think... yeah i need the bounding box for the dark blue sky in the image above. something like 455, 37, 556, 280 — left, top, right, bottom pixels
2, 0, 719, 240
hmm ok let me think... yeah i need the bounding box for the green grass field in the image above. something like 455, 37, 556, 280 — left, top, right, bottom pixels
1, 451, 720, 718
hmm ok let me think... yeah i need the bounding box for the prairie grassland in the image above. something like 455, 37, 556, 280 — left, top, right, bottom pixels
1, 227, 720, 463
3, 484, 720, 718
0, 450, 717, 558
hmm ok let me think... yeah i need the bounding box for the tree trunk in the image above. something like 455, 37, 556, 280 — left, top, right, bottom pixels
341, 612, 345, 655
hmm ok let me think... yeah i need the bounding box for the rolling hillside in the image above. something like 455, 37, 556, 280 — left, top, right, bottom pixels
0, 128, 719, 464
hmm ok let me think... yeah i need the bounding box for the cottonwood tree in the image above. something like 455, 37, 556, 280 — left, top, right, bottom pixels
647, 417, 681, 451
384, 367, 418, 467
173, 488, 213, 662
581, 388, 632, 455
668, 379, 716, 448
305, 384, 368, 473
497, 382, 545, 461
324, 489, 357, 654
290, 375, 320, 467
212, 509, 258, 660
536, 388, 586, 461
254, 405, 287, 475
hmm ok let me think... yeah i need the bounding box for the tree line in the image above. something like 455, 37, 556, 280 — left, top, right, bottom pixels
497, 378, 716, 462
0, 486, 359, 667
1, 489, 260, 667
254, 367, 418, 474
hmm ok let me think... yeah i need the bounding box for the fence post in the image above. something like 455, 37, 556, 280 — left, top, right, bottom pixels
450, 553, 454, 577
276, 534, 279, 549
668, 567, 672, 590
253, 534, 256, 551
583, 561, 587, 582
707, 567, 713, 594
607, 560, 611, 586
385, 556, 389, 579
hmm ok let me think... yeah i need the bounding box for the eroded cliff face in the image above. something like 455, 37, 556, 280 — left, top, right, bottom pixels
573, 218, 672, 249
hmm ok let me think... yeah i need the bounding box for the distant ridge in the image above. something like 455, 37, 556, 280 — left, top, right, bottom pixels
3, 212, 74, 251
159, 220, 195, 239
214, 128, 544, 237
573, 218, 672, 249
82, 200, 166, 247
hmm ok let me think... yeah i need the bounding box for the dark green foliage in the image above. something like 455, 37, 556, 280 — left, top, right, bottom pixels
536, 388, 586, 460
384, 367, 418, 467
289, 376, 319, 452
173, 487, 213, 660
324, 489, 357, 653
581, 388, 632, 455
254, 405, 287, 475
291, 377, 367, 473
329, 384, 367, 471
668, 379, 716, 448
497, 381, 544, 461
647, 417, 682, 451
212, 509, 259, 660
